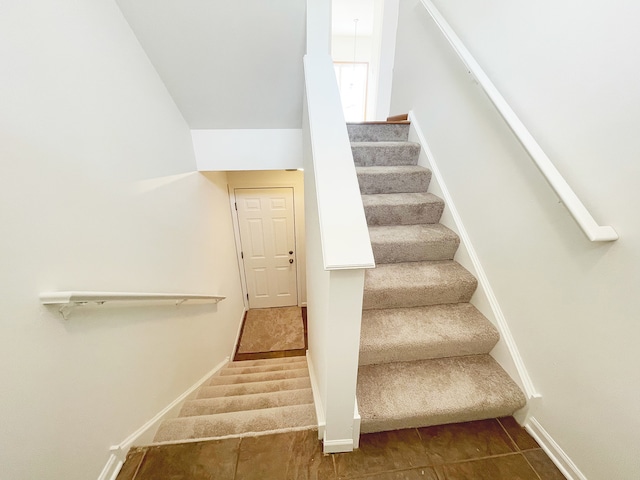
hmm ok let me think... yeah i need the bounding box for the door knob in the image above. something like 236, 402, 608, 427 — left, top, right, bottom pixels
289, 251, 294, 255
289, 259, 294, 264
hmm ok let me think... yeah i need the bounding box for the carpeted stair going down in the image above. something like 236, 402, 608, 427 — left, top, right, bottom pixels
348, 120, 526, 434
153, 356, 316, 443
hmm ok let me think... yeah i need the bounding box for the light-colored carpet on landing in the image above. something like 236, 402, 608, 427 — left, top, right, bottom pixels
237, 306, 304, 353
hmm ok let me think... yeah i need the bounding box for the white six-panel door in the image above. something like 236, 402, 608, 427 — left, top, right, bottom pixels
235, 188, 298, 308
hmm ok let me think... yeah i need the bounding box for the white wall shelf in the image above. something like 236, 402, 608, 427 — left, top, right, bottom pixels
40, 291, 225, 319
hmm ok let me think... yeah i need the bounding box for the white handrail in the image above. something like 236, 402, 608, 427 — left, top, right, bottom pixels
420, 0, 618, 242
40, 291, 225, 319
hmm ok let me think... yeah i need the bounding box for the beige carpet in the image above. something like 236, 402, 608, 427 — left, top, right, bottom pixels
351, 120, 526, 434
237, 307, 304, 354
153, 357, 316, 443
357, 355, 526, 433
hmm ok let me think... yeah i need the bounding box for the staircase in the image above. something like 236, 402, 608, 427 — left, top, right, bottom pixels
153, 356, 317, 443
349, 120, 526, 434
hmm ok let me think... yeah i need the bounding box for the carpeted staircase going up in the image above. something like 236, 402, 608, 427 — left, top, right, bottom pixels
153, 356, 317, 443
349, 120, 526, 434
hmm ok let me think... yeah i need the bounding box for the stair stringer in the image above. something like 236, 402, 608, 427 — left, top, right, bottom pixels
407, 110, 540, 406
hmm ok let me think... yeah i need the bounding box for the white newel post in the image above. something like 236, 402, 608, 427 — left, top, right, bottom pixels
322, 269, 365, 452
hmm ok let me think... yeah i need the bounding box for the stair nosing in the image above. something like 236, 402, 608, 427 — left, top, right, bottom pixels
197, 377, 312, 399
357, 355, 526, 433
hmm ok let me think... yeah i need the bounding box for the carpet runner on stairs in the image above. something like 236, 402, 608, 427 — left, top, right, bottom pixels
153, 356, 316, 443
348, 121, 526, 434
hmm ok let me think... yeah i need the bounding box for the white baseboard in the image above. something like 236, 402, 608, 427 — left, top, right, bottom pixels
408, 110, 540, 400
98, 357, 229, 480
306, 352, 359, 452
306, 351, 326, 440
353, 401, 361, 449
525, 416, 587, 480
96, 454, 123, 480
231, 308, 247, 358
323, 437, 354, 454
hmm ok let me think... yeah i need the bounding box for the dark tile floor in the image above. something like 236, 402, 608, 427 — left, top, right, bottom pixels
117, 417, 566, 480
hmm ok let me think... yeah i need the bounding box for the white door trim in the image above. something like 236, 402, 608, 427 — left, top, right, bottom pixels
235, 187, 298, 308
228, 183, 302, 309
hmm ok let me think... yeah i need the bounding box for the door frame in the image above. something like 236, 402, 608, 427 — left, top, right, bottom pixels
234, 187, 298, 308
227, 171, 306, 310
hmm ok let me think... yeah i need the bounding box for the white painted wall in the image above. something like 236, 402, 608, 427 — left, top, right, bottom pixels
332, 34, 375, 62
331, 0, 398, 120
114, 0, 306, 129
308, 0, 332, 55
192, 130, 303, 171
227, 170, 307, 306
374, 0, 399, 120
391, 1, 640, 478
0, 2, 244, 479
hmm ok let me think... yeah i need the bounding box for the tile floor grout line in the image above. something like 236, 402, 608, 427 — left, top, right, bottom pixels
336, 450, 538, 480
117, 419, 558, 479
335, 432, 545, 479
434, 449, 542, 467
129, 448, 147, 480
497, 417, 522, 452
520, 450, 545, 480
329, 452, 337, 480
342, 465, 442, 480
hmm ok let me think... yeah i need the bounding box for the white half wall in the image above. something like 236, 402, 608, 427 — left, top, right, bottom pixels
192, 129, 303, 171
0, 2, 245, 479
390, 1, 640, 479
303, 52, 374, 453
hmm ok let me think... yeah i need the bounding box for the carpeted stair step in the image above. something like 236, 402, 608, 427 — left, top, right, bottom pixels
219, 361, 307, 376
359, 304, 499, 365
369, 224, 460, 263
224, 356, 307, 369
352, 142, 421, 167
206, 368, 309, 386
347, 123, 410, 142
363, 261, 477, 310
153, 404, 317, 442
357, 355, 526, 434
180, 388, 314, 417
197, 376, 312, 399
356, 166, 432, 195
362, 192, 444, 226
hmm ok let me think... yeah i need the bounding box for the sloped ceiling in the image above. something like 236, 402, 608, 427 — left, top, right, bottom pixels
115, 0, 306, 129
